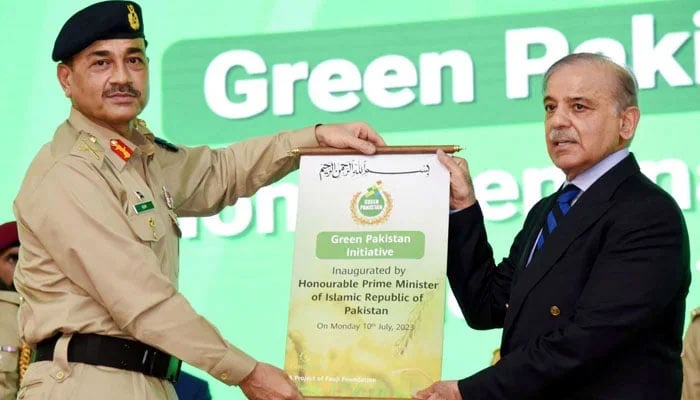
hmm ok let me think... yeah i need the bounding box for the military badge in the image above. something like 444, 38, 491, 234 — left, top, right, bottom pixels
110, 139, 133, 161
127, 4, 140, 31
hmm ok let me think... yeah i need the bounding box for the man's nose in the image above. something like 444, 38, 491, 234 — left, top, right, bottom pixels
110, 61, 132, 85
547, 108, 571, 128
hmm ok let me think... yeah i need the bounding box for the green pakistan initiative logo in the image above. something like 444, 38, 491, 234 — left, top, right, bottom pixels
351, 181, 393, 225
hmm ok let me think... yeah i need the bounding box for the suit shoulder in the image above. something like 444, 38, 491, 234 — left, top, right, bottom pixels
616, 172, 685, 217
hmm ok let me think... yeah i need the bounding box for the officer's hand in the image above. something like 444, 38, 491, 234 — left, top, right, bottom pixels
238, 362, 304, 400
413, 380, 462, 400
437, 150, 476, 211
315, 122, 386, 154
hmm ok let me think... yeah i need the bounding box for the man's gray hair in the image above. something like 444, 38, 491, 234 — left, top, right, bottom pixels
542, 53, 639, 113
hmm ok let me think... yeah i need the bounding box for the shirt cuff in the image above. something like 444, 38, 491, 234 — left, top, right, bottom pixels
287, 126, 320, 150
209, 344, 257, 385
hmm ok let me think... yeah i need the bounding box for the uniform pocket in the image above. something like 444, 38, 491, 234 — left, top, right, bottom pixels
16, 377, 44, 400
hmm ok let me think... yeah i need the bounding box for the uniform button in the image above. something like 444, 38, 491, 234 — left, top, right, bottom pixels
55, 371, 65, 380
153, 232, 158, 239
220, 372, 228, 380
505, 303, 509, 309
550, 306, 561, 316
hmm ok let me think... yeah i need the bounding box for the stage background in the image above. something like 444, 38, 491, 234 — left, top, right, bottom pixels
1, 0, 697, 398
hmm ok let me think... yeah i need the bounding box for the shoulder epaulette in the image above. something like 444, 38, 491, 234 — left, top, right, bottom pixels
70, 132, 106, 166
154, 137, 179, 152
691, 307, 700, 321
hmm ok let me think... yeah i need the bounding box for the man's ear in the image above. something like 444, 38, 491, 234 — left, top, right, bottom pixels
57, 63, 73, 98
619, 106, 640, 141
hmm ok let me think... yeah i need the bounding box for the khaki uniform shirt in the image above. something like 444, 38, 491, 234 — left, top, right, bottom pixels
13, 108, 318, 385
684, 308, 700, 399
0, 291, 20, 400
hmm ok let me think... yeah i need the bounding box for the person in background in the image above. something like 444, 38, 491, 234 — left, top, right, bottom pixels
0, 221, 20, 400
417, 52, 690, 399
683, 307, 700, 399
13, 1, 385, 400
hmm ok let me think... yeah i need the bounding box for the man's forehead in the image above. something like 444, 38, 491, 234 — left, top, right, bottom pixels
546, 64, 614, 98
80, 38, 146, 56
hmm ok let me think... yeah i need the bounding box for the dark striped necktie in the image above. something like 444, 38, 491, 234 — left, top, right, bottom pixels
534, 184, 581, 251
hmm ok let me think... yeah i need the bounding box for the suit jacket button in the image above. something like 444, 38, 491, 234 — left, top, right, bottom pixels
550, 306, 561, 316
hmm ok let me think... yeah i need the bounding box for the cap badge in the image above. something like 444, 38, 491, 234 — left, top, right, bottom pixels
110, 139, 133, 161
127, 4, 140, 31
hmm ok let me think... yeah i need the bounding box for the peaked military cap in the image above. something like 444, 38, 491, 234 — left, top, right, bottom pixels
0, 221, 18, 252
52, 1, 146, 62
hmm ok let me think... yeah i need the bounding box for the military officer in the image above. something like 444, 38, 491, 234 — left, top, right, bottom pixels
0, 221, 20, 400
683, 307, 700, 399
13, 2, 385, 400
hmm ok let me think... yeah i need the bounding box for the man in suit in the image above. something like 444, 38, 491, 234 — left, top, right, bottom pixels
415, 53, 690, 399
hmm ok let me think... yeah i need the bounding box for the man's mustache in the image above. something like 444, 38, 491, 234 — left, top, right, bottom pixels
548, 128, 578, 142
103, 84, 141, 97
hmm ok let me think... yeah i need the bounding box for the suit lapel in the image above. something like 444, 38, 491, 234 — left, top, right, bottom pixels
503, 154, 641, 335
511, 196, 555, 283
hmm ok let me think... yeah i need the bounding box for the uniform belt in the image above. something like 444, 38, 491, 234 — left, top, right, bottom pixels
33, 333, 182, 382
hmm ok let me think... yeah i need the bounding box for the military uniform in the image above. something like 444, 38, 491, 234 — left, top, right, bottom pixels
13, 108, 318, 399
0, 290, 19, 400
683, 307, 700, 399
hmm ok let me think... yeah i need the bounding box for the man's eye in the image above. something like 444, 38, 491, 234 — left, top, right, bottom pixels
6, 255, 17, 264
544, 104, 555, 112
574, 104, 585, 111
128, 57, 142, 64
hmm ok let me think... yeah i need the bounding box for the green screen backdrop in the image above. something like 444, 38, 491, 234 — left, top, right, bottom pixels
1, 1, 697, 398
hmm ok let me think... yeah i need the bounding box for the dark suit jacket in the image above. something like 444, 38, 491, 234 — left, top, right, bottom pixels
448, 154, 690, 399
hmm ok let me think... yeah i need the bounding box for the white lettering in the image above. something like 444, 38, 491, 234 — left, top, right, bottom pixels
632, 14, 692, 89
420, 50, 475, 104
505, 27, 568, 99
272, 62, 309, 116
521, 166, 564, 212
204, 50, 268, 119
474, 170, 520, 221
255, 183, 298, 233
181, 160, 694, 239
308, 59, 362, 112
364, 55, 417, 108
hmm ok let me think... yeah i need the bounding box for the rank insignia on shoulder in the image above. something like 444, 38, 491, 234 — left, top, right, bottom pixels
154, 137, 179, 152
